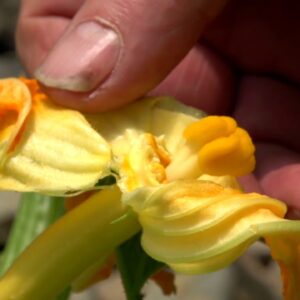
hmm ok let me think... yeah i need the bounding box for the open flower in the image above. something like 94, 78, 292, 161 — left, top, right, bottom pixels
0, 78, 254, 195
0, 78, 299, 300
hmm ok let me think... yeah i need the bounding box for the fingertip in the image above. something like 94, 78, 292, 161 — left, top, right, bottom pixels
34, 0, 229, 110
38, 82, 139, 112
255, 143, 300, 209
150, 45, 235, 114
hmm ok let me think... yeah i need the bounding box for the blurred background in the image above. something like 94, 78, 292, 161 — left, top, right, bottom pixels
0, 1, 282, 299
0, 0, 21, 78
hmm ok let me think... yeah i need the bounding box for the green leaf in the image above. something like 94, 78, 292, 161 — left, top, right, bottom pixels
116, 233, 164, 300
56, 287, 71, 300
94, 175, 117, 187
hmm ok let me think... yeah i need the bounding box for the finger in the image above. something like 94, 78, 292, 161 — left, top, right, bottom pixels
234, 76, 300, 151
150, 44, 235, 114
255, 143, 300, 210
238, 174, 262, 194
33, 0, 229, 111
16, 0, 84, 72
204, 0, 300, 83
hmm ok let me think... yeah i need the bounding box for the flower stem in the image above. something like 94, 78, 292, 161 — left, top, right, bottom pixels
0, 186, 140, 300
0, 193, 65, 276
0, 193, 70, 300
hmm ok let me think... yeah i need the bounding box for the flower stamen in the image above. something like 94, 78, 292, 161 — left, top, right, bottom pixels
167, 116, 255, 180
118, 132, 170, 191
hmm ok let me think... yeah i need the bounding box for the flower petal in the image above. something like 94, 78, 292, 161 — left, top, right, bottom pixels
150, 98, 205, 154
265, 226, 300, 300
86, 97, 204, 192
150, 268, 176, 296
0, 78, 31, 167
87, 97, 203, 150
0, 79, 112, 195
128, 180, 300, 299
125, 180, 300, 279
0, 82, 207, 195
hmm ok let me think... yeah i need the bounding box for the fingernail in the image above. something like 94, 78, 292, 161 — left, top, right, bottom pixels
35, 21, 120, 92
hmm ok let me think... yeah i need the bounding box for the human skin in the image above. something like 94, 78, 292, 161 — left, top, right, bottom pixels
16, 0, 300, 211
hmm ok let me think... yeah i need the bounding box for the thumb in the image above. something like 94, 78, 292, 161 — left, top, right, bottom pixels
35, 0, 228, 111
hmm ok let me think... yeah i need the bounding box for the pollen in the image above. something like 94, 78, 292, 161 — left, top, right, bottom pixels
184, 116, 237, 148
144, 134, 171, 168
183, 116, 255, 177
198, 128, 255, 176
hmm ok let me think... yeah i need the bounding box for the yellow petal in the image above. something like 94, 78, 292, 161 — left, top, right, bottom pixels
127, 181, 300, 299
86, 97, 204, 191
0, 82, 207, 194
87, 97, 203, 153
150, 98, 205, 154
198, 174, 241, 190
125, 180, 295, 276
0, 79, 112, 195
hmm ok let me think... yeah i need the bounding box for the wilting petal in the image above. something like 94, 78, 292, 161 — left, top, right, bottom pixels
150, 268, 176, 296
0, 79, 112, 195
125, 180, 300, 280
265, 227, 300, 300
0, 78, 32, 167
127, 181, 300, 299
0, 80, 208, 194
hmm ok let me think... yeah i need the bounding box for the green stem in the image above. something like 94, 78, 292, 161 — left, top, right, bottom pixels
72, 255, 109, 292
0, 186, 140, 300
0, 193, 65, 276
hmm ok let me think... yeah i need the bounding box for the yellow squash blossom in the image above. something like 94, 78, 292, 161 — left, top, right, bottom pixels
0, 78, 253, 194
0, 78, 299, 300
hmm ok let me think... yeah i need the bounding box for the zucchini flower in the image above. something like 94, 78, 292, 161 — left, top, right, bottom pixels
0, 78, 299, 300
0, 78, 253, 194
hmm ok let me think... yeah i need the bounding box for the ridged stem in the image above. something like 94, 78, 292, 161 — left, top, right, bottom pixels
0, 187, 140, 300
0, 193, 65, 276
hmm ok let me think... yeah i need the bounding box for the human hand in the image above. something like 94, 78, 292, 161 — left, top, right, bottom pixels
152, 0, 300, 213
16, 0, 300, 211
16, 0, 227, 111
